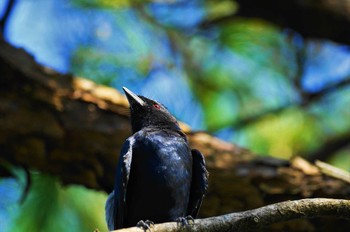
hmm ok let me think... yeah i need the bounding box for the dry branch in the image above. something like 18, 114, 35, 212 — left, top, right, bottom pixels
113, 198, 350, 232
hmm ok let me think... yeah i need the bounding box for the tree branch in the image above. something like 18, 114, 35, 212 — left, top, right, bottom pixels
0, 0, 16, 33
230, 76, 350, 130
112, 198, 350, 232
307, 132, 350, 162
200, 0, 350, 45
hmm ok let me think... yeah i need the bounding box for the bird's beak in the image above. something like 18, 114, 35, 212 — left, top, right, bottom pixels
123, 87, 146, 107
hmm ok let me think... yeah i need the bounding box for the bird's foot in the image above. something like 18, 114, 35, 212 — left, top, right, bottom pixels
136, 220, 154, 231
176, 215, 195, 227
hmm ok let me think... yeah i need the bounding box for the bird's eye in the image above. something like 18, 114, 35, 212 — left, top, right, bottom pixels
153, 104, 161, 110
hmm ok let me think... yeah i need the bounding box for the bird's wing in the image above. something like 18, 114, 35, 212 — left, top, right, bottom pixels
187, 149, 209, 218
111, 137, 134, 230
105, 190, 116, 230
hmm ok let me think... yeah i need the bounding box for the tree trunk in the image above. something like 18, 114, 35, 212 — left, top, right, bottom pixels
1, 38, 349, 231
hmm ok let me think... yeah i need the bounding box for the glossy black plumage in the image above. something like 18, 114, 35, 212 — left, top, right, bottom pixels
105, 87, 208, 230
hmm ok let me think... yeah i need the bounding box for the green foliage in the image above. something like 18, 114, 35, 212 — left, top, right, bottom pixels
70, 12, 172, 87
72, 0, 131, 8
204, 1, 238, 21
220, 19, 288, 73
310, 87, 350, 135
329, 151, 350, 171
71, 47, 119, 85
186, 21, 297, 131
9, 173, 107, 232
68, 0, 350, 168
238, 108, 323, 158
181, 17, 350, 168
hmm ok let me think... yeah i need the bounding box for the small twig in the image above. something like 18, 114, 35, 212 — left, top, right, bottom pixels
316, 160, 350, 184
19, 165, 32, 204
308, 133, 350, 162
112, 198, 350, 232
0, 0, 16, 33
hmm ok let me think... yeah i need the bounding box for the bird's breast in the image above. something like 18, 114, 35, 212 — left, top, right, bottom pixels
132, 142, 192, 189
125, 131, 192, 224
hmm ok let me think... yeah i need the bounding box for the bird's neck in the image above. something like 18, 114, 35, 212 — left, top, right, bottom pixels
132, 122, 185, 138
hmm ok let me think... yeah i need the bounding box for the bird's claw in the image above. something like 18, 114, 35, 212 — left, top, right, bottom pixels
176, 215, 195, 227
136, 220, 154, 231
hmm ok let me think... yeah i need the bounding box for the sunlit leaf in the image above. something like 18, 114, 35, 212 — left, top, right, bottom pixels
204, 1, 238, 21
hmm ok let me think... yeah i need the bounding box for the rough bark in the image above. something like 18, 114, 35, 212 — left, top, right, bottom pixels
113, 198, 350, 232
1, 38, 350, 231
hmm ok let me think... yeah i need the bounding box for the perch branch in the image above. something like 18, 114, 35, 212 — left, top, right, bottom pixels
113, 198, 350, 232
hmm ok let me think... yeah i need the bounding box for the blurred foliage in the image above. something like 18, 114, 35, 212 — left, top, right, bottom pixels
204, 1, 238, 21
8, 173, 107, 232
72, 0, 131, 8
186, 19, 298, 130
65, 0, 350, 166
330, 150, 350, 171
240, 108, 323, 158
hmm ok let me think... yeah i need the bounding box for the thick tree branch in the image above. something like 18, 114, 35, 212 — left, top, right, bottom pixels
113, 198, 350, 232
230, 76, 350, 130
200, 0, 350, 45
301, 77, 350, 106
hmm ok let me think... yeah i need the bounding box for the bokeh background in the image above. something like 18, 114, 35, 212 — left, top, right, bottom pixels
0, 0, 349, 231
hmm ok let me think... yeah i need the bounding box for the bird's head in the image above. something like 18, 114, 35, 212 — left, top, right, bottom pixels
123, 87, 181, 133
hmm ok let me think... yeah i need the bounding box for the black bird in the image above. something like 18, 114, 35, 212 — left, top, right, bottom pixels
105, 87, 208, 230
